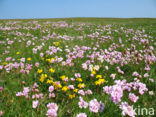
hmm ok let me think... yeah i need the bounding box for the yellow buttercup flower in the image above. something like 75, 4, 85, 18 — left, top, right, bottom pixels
10, 99, 14, 103
46, 59, 51, 63
96, 75, 102, 79
78, 83, 86, 88
3, 62, 8, 65
44, 74, 47, 78
54, 42, 60, 46
91, 70, 96, 75
41, 57, 44, 60
46, 79, 53, 84
37, 69, 43, 74
27, 57, 31, 61
40, 77, 44, 82
69, 93, 75, 99
76, 78, 83, 82
49, 68, 55, 73
95, 79, 108, 85
58, 84, 62, 88
62, 86, 68, 92
40, 74, 48, 82
60, 75, 68, 81
16, 52, 20, 55
74, 88, 78, 93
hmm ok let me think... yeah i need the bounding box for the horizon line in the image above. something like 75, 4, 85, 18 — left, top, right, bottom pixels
0, 17, 156, 20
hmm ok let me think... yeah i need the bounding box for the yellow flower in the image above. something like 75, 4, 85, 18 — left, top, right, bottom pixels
52, 82, 62, 89
40, 74, 47, 82
37, 69, 43, 74
3, 62, 8, 65
60, 75, 68, 81
58, 84, 62, 88
69, 94, 75, 99
27, 57, 31, 61
78, 83, 86, 88
62, 86, 68, 92
44, 74, 47, 78
54, 42, 60, 46
46, 59, 51, 63
91, 70, 96, 75
51, 58, 55, 61
10, 99, 14, 103
40, 77, 44, 82
46, 79, 53, 84
96, 75, 102, 79
93, 67, 95, 71
76, 78, 83, 82
95, 79, 108, 85
16, 52, 20, 55
74, 88, 78, 93
49, 68, 55, 73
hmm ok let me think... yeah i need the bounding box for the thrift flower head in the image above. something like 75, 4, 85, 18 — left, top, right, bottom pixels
89, 99, 100, 113
47, 103, 58, 111
78, 97, 88, 108
49, 86, 54, 92
0, 110, 3, 116
46, 109, 57, 117
76, 113, 87, 117
129, 93, 139, 103
32, 100, 39, 109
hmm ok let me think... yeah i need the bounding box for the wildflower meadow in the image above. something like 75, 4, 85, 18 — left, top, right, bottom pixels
0, 18, 156, 117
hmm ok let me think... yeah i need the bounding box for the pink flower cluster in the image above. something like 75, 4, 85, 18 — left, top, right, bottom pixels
78, 97, 104, 113
46, 103, 58, 117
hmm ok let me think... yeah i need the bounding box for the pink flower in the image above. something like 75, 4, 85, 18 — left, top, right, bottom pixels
89, 99, 100, 113
49, 93, 55, 98
132, 72, 139, 77
82, 63, 87, 70
120, 102, 135, 117
129, 93, 139, 103
16, 92, 23, 97
75, 73, 81, 78
32, 94, 39, 99
76, 113, 87, 117
105, 66, 109, 70
78, 97, 88, 108
78, 90, 85, 96
46, 109, 57, 117
0, 110, 3, 116
23, 87, 29, 96
0, 87, 4, 91
27, 40, 31, 46
149, 78, 154, 82
85, 89, 92, 95
47, 103, 58, 111
149, 91, 154, 95
110, 73, 116, 79
32, 100, 39, 109
99, 101, 105, 112
144, 73, 149, 78
49, 86, 54, 92
68, 85, 74, 90
35, 62, 39, 67
70, 78, 75, 81
39, 93, 44, 99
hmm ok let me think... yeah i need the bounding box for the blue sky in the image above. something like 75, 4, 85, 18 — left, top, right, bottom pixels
0, 0, 156, 19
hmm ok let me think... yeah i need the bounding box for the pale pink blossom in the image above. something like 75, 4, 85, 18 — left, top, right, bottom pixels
76, 113, 87, 117
32, 100, 39, 109
89, 99, 99, 113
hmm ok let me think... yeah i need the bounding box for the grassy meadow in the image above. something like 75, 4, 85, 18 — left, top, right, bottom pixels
0, 18, 156, 117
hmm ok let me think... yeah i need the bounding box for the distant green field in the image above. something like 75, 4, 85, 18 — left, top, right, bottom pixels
0, 18, 156, 117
